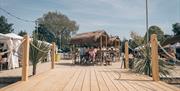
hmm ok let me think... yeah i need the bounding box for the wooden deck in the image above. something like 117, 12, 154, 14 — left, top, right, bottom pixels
0, 60, 179, 91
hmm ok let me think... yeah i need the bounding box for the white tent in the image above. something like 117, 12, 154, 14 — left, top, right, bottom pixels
0, 33, 23, 69
4, 33, 23, 39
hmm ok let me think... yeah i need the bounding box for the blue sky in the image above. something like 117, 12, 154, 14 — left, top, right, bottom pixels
0, 0, 180, 39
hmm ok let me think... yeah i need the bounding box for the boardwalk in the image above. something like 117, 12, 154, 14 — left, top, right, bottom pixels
0, 60, 179, 91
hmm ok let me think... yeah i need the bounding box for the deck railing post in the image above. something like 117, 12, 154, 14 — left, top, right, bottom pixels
125, 41, 129, 69
151, 34, 159, 81
51, 42, 56, 69
22, 35, 29, 81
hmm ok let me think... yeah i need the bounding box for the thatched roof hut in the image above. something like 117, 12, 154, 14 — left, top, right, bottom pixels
162, 35, 180, 46
70, 30, 109, 46
108, 36, 120, 47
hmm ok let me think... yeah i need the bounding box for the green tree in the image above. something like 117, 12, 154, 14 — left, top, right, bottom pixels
129, 31, 144, 49
18, 30, 27, 37
131, 26, 174, 77
0, 16, 14, 34
34, 24, 56, 43
172, 23, 180, 36
37, 12, 79, 49
144, 26, 165, 43
29, 33, 51, 75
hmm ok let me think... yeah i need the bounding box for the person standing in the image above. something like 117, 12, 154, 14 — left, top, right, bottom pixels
79, 47, 85, 63
110, 47, 115, 62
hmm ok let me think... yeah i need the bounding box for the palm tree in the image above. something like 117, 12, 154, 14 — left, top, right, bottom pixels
132, 47, 174, 77
29, 33, 51, 75
129, 26, 174, 77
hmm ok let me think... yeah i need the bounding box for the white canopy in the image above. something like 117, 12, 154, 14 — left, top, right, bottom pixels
0, 33, 22, 69
4, 33, 23, 39
0, 33, 23, 40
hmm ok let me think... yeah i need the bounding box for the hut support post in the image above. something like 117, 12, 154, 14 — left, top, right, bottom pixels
100, 36, 103, 63
51, 42, 56, 69
151, 34, 159, 81
125, 41, 129, 69
22, 35, 29, 81
117, 41, 120, 61
115, 41, 117, 61
106, 36, 107, 48
100, 36, 102, 48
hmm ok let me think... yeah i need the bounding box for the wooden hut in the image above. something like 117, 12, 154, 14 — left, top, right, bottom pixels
70, 30, 109, 64
108, 36, 120, 48
70, 30, 109, 47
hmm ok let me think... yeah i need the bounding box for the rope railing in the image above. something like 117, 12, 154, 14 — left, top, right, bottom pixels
30, 42, 50, 53
0, 39, 26, 56
128, 43, 149, 59
0, 47, 3, 50
157, 41, 180, 62
0, 38, 53, 61
0, 50, 11, 56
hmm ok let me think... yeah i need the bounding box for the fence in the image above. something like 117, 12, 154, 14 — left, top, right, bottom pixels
21, 35, 56, 81
124, 34, 159, 81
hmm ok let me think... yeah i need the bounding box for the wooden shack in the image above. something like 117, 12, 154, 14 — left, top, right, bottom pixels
108, 36, 120, 48
70, 30, 109, 48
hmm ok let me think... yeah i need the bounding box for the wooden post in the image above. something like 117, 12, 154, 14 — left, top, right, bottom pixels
100, 36, 102, 49
125, 41, 129, 69
151, 34, 159, 81
100, 36, 103, 63
51, 42, 56, 69
22, 35, 29, 81
115, 41, 117, 62
117, 40, 120, 61
105, 36, 107, 48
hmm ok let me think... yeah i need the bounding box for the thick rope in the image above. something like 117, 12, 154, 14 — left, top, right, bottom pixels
0, 39, 25, 56
157, 41, 180, 62
30, 42, 50, 53
0, 50, 11, 55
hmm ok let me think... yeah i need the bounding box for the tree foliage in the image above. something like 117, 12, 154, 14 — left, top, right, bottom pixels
0, 16, 14, 34
18, 30, 27, 37
29, 33, 51, 75
34, 24, 56, 43
129, 32, 144, 49
130, 26, 174, 77
132, 48, 174, 77
172, 23, 180, 36
37, 12, 79, 49
144, 25, 165, 43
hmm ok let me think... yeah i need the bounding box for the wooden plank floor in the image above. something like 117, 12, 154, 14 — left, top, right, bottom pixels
0, 60, 179, 91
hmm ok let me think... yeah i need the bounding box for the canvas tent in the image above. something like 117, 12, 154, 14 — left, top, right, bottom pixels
0, 33, 23, 69
70, 30, 109, 47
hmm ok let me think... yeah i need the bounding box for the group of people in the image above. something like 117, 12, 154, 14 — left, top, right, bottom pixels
73, 46, 116, 65
79, 47, 97, 64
